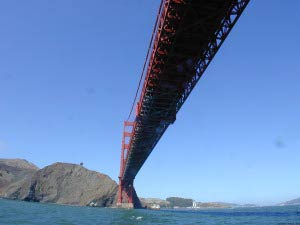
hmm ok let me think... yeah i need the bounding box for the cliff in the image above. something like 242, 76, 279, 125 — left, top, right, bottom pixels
0, 159, 118, 207
0, 159, 38, 199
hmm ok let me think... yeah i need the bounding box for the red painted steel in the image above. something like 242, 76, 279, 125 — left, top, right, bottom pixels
117, 0, 250, 206
117, 121, 134, 204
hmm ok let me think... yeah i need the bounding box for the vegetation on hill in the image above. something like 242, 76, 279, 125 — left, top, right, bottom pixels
166, 197, 193, 207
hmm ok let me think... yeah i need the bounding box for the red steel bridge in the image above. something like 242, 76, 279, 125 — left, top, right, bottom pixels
117, 0, 250, 208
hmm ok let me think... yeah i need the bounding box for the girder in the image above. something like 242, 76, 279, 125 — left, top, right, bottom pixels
117, 0, 250, 206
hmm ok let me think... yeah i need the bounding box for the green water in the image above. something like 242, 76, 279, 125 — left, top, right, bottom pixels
0, 199, 300, 224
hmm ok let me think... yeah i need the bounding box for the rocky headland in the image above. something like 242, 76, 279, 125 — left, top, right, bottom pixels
0, 159, 117, 207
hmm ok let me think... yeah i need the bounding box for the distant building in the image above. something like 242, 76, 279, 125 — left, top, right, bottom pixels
192, 201, 202, 208
149, 204, 160, 210
193, 201, 197, 208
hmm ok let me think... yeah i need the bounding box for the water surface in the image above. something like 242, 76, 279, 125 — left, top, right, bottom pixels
0, 199, 300, 224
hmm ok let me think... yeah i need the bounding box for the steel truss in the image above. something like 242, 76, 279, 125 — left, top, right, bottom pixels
117, 0, 250, 206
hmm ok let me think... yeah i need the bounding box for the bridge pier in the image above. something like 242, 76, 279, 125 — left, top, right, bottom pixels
117, 179, 142, 209
117, 121, 142, 209
117, 203, 134, 209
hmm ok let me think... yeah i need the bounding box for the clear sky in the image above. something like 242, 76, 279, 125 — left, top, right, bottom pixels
0, 1, 300, 206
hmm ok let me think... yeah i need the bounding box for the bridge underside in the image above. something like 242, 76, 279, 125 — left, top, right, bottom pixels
118, 0, 249, 208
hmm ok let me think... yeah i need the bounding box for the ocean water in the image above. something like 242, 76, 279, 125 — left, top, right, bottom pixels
0, 199, 300, 225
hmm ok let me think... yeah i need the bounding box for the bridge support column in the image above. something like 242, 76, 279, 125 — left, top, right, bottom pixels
117, 121, 142, 208
117, 180, 141, 209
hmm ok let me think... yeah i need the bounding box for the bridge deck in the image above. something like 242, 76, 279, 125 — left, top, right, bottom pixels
120, 0, 249, 184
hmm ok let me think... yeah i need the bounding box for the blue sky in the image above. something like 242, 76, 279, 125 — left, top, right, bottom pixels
1, 1, 300, 206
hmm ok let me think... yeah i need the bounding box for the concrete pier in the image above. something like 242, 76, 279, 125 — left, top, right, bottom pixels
116, 203, 134, 209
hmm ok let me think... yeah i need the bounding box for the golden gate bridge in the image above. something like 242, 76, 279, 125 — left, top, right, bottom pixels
117, 0, 250, 208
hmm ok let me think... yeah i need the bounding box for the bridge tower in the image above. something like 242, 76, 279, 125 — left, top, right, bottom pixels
117, 121, 141, 208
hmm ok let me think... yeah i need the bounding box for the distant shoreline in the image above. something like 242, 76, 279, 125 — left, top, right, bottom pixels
1, 158, 299, 209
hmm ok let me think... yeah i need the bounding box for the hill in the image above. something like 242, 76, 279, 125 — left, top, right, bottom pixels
0, 159, 117, 207
0, 158, 38, 199
280, 198, 300, 206
166, 197, 193, 207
